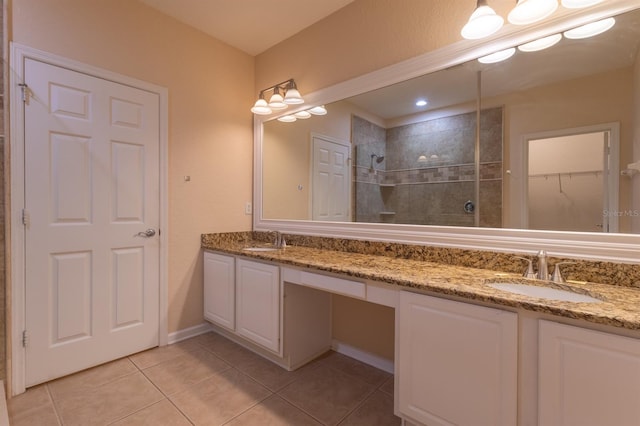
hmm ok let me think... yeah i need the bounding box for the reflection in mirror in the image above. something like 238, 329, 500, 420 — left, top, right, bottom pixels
261, 7, 640, 234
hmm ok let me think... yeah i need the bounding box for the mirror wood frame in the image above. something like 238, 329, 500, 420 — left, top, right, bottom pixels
254, 0, 640, 263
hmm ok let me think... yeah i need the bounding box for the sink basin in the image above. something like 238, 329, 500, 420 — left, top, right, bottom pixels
488, 283, 602, 303
242, 247, 279, 252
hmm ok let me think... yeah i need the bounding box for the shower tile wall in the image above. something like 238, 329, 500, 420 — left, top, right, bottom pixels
353, 108, 503, 227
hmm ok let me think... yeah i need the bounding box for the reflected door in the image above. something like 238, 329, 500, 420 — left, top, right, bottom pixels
24, 58, 160, 386
312, 135, 351, 221
527, 131, 610, 232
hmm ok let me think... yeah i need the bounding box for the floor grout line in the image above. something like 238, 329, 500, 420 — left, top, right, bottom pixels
44, 384, 64, 426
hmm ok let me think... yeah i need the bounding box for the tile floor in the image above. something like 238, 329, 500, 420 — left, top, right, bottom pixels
7, 332, 401, 425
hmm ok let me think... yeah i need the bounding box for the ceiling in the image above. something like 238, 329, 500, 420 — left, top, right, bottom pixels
346, 8, 640, 120
138, 0, 355, 56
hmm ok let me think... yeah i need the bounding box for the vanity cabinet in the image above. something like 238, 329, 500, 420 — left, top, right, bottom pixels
538, 320, 640, 426
235, 258, 280, 353
203, 252, 281, 354
203, 252, 235, 331
397, 291, 518, 426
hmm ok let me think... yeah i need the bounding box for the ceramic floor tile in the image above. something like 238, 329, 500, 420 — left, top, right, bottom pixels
222, 346, 310, 392
320, 351, 391, 387
55, 371, 164, 426
7, 385, 60, 426
142, 347, 231, 395
278, 362, 375, 425
48, 358, 138, 401
129, 339, 203, 370
109, 400, 191, 426
194, 332, 251, 364
379, 375, 395, 397
170, 368, 271, 426
226, 394, 322, 426
339, 390, 401, 426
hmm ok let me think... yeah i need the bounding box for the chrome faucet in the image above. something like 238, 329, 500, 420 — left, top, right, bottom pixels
273, 231, 286, 248
536, 250, 549, 280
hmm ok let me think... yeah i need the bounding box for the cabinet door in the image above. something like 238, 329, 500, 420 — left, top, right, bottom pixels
236, 259, 280, 353
398, 291, 517, 426
203, 252, 235, 330
539, 320, 640, 426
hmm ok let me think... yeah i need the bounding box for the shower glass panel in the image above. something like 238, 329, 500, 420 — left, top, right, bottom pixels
352, 107, 503, 226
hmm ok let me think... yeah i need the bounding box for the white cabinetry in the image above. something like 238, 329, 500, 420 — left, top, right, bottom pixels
539, 320, 640, 426
203, 252, 235, 331
398, 291, 518, 426
236, 258, 280, 353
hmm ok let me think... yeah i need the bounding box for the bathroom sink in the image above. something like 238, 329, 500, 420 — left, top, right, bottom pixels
242, 246, 279, 252
488, 283, 602, 303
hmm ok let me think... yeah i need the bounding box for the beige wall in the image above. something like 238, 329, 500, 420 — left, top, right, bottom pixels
633, 48, 640, 232
10, 0, 255, 333
255, 0, 516, 95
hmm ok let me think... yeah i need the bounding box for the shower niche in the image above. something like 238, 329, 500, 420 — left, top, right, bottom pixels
352, 107, 503, 227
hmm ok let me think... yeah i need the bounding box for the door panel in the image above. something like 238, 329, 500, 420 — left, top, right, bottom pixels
312, 135, 351, 221
24, 58, 160, 386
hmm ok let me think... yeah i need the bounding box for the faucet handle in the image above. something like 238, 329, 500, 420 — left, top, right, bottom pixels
551, 262, 576, 284
514, 256, 536, 279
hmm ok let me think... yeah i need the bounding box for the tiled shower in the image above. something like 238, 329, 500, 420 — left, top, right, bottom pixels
353, 108, 503, 227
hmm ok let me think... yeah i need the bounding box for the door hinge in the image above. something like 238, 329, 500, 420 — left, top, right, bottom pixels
18, 83, 31, 104
22, 330, 28, 347
22, 208, 30, 227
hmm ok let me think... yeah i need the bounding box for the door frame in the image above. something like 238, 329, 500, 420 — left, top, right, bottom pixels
9, 43, 170, 395
310, 132, 352, 221
518, 122, 620, 232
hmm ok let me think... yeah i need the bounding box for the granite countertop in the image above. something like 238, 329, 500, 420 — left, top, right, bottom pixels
202, 237, 640, 331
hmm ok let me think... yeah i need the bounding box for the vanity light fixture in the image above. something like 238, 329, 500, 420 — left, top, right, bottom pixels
561, 0, 603, 8
563, 17, 615, 39
508, 0, 558, 25
277, 115, 297, 123
250, 78, 304, 115
518, 33, 562, 52
461, 0, 504, 40
276, 105, 328, 123
478, 47, 516, 63
308, 105, 328, 115
293, 110, 311, 119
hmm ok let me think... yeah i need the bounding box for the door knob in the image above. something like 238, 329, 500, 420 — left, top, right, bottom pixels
135, 228, 156, 238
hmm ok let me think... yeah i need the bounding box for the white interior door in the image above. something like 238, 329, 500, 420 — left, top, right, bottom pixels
23, 58, 161, 386
312, 135, 351, 221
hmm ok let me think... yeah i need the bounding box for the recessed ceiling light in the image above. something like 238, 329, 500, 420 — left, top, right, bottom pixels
416, 99, 428, 107
518, 33, 562, 52
564, 17, 615, 39
478, 47, 516, 64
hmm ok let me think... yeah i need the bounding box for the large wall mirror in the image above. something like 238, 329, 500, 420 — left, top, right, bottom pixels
254, 1, 640, 262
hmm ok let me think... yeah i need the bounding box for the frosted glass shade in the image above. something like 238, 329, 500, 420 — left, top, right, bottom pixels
564, 17, 615, 39
277, 115, 296, 122
478, 48, 516, 64
283, 88, 304, 104
461, 4, 504, 39
518, 33, 562, 52
251, 98, 272, 115
508, 0, 558, 25
308, 105, 327, 115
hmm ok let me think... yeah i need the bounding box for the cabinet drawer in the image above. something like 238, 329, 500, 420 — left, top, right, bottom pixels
283, 268, 365, 299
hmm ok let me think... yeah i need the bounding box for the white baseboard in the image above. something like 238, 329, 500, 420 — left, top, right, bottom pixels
331, 340, 394, 374
167, 322, 213, 345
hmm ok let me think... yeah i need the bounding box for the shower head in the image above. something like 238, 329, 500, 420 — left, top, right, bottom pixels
371, 154, 385, 164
